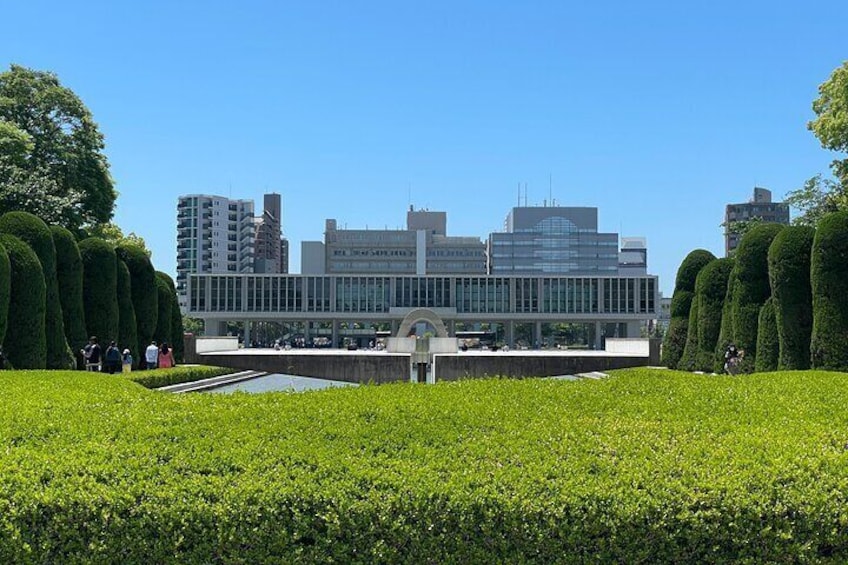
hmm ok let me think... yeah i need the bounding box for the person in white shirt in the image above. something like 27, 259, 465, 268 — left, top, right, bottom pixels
145, 341, 159, 370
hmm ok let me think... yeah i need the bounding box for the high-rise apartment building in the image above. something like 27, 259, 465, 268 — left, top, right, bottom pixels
724, 187, 790, 256
176, 194, 255, 308
254, 193, 288, 274
300, 206, 487, 275
488, 206, 623, 275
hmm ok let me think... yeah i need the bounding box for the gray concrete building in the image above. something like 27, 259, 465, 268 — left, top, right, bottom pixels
305, 206, 487, 275
488, 206, 623, 275
724, 187, 790, 256
254, 193, 289, 274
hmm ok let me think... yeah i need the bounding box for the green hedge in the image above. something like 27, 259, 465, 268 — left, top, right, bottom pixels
661, 249, 715, 368
729, 223, 784, 373
755, 297, 779, 373
116, 244, 157, 363
125, 365, 232, 389
117, 259, 138, 361
161, 272, 185, 362
51, 225, 88, 366
3, 369, 848, 562
768, 226, 815, 370
0, 235, 46, 368
694, 258, 733, 372
154, 271, 173, 346
678, 299, 699, 371
714, 276, 736, 373
0, 212, 73, 368
811, 211, 848, 370
0, 241, 9, 347
79, 238, 119, 345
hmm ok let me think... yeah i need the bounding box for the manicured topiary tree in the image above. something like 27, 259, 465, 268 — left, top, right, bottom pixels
768, 226, 815, 370
755, 298, 779, 372
714, 275, 736, 373
0, 241, 10, 347
159, 272, 185, 362
79, 238, 119, 346
694, 257, 733, 372
661, 249, 715, 368
117, 259, 138, 360
678, 299, 700, 371
154, 271, 173, 346
0, 211, 73, 368
810, 211, 848, 370
51, 225, 88, 367
729, 223, 784, 373
116, 244, 157, 362
0, 234, 46, 368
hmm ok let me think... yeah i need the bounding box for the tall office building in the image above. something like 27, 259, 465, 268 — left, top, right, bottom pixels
724, 187, 790, 256
488, 206, 624, 275
254, 193, 289, 274
301, 206, 487, 275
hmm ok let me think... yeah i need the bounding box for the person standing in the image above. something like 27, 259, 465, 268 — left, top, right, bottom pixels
158, 342, 175, 369
103, 341, 121, 374
121, 349, 133, 373
82, 336, 102, 372
145, 341, 159, 370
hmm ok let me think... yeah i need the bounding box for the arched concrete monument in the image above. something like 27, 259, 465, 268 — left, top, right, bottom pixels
396, 308, 449, 338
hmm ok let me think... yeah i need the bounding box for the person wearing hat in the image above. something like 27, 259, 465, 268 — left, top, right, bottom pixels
122, 348, 133, 373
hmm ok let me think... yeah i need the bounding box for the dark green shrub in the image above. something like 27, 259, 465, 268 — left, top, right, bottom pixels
79, 238, 119, 346
117, 259, 138, 359
126, 365, 231, 388
661, 249, 715, 368
0, 241, 10, 346
116, 245, 157, 362
154, 271, 172, 346
0, 212, 73, 368
769, 226, 815, 370
0, 234, 46, 368
160, 273, 185, 362
714, 274, 736, 373
729, 223, 784, 373
755, 298, 779, 372
678, 299, 699, 371
51, 225, 88, 367
694, 258, 733, 372
811, 211, 848, 370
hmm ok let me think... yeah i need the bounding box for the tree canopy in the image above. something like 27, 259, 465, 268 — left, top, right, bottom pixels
0, 65, 115, 232
809, 60, 848, 187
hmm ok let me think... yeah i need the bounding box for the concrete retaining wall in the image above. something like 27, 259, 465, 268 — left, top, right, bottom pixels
433, 353, 651, 381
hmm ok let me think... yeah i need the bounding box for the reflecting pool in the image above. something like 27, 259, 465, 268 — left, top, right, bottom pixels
206, 373, 357, 394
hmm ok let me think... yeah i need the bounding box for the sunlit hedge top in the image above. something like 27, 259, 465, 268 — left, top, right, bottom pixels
811, 210, 848, 370
0, 212, 56, 276
733, 223, 785, 305
673, 249, 715, 292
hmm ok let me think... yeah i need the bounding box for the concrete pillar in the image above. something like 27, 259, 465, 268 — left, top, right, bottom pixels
391, 319, 399, 337
331, 319, 339, 348
243, 320, 251, 346
448, 319, 456, 336
506, 321, 515, 348
535, 321, 543, 348
626, 321, 641, 338
204, 319, 221, 337
594, 321, 602, 350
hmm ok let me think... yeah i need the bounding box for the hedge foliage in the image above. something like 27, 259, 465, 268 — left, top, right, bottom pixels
768, 226, 815, 370
714, 276, 736, 373
0, 212, 72, 369
161, 272, 185, 362
116, 244, 157, 361
117, 259, 138, 360
3, 369, 848, 562
0, 241, 9, 347
50, 225, 88, 364
755, 298, 779, 372
79, 238, 119, 345
661, 249, 715, 368
0, 235, 46, 368
810, 211, 848, 370
125, 365, 232, 389
693, 258, 733, 373
728, 223, 784, 373
154, 271, 173, 346
678, 299, 699, 371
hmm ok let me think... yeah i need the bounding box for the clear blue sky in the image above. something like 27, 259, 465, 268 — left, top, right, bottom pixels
2, 0, 846, 294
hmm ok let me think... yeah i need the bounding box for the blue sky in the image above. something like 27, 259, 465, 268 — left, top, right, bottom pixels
2, 0, 845, 294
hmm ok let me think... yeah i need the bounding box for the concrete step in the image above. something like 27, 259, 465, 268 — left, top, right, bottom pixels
157, 370, 267, 393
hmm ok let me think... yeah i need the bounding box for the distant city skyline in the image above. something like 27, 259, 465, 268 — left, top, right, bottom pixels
2, 0, 845, 295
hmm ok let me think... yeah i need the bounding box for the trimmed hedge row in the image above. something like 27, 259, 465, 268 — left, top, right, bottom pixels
3, 369, 848, 562
0, 212, 73, 368
79, 238, 119, 346
768, 226, 815, 370
661, 249, 715, 368
125, 365, 232, 389
117, 259, 138, 361
116, 244, 158, 362
694, 257, 733, 372
51, 225, 88, 365
0, 241, 9, 346
810, 211, 848, 370
0, 235, 46, 368
154, 271, 173, 347
755, 297, 778, 372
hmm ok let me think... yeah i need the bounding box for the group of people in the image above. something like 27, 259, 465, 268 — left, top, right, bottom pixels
724, 344, 745, 375
81, 336, 175, 373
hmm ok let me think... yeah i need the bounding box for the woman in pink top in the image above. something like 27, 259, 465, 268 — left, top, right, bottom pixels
158, 342, 175, 368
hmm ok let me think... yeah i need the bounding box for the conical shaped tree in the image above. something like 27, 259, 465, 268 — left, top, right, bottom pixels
117, 259, 138, 360
79, 238, 119, 346
158, 271, 184, 362
116, 244, 157, 361
154, 271, 173, 346
661, 249, 715, 369
0, 234, 46, 368
0, 212, 72, 368
694, 257, 733, 372
51, 225, 88, 368
0, 241, 11, 347
768, 226, 815, 370
714, 275, 737, 373
679, 299, 700, 371
811, 211, 848, 370
755, 298, 779, 373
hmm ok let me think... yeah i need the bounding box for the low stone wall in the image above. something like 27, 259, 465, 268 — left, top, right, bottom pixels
433, 353, 652, 381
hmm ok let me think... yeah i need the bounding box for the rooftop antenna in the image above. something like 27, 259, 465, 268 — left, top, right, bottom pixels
517, 182, 521, 207
524, 183, 528, 207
